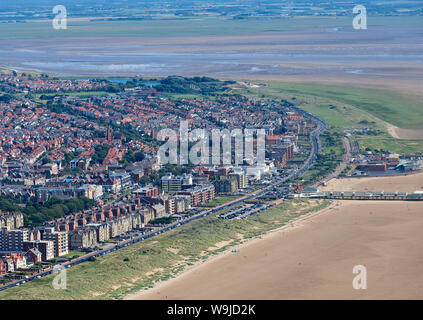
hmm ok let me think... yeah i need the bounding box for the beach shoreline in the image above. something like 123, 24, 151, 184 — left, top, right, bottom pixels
127, 171, 423, 300
125, 200, 340, 300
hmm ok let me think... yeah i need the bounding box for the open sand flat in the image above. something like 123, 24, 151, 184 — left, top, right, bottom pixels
387, 124, 423, 140
2, 26, 423, 98
321, 171, 423, 193
132, 200, 423, 300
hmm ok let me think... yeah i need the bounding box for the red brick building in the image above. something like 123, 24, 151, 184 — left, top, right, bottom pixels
178, 184, 215, 207
134, 186, 159, 197
0, 259, 6, 275
25, 248, 42, 264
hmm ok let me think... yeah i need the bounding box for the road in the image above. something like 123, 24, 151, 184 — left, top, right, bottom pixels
0, 105, 328, 293
312, 135, 352, 188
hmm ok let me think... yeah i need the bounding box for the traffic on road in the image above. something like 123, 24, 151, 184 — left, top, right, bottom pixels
0, 107, 328, 292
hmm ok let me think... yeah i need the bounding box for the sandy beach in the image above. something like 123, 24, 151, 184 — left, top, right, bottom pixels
128, 172, 423, 300
320, 171, 423, 193
130, 200, 423, 300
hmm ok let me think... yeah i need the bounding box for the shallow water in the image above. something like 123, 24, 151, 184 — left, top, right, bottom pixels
1, 26, 422, 79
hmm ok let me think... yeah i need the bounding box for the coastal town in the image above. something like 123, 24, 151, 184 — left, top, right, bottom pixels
0, 71, 422, 290
2, 0, 423, 306
0, 72, 308, 283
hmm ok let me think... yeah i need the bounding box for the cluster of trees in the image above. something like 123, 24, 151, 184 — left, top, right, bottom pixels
39, 94, 56, 100
103, 83, 121, 93
140, 163, 193, 187
120, 149, 145, 167
91, 144, 110, 164
58, 167, 83, 177
155, 76, 234, 94
0, 93, 13, 103
339, 165, 352, 177
102, 76, 234, 95
0, 195, 96, 227
46, 102, 80, 117
149, 216, 176, 225
116, 124, 155, 145
62, 150, 81, 166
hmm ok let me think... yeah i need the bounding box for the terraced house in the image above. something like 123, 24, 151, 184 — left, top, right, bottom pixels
0, 212, 24, 229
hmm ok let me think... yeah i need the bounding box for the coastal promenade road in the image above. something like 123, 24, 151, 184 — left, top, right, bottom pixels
312, 136, 352, 188
0, 105, 328, 293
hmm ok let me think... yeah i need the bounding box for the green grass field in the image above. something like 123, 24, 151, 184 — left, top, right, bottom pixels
238, 81, 423, 153
200, 195, 242, 208
34, 91, 111, 102
0, 199, 330, 300
354, 134, 423, 154
36, 91, 110, 97
246, 82, 423, 130
164, 93, 214, 100
62, 251, 87, 259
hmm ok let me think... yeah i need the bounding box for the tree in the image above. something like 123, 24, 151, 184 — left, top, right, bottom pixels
0, 195, 96, 227
92, 145, 110, 164
0, 94, 13, 103
139, 175, 150, 185
44, 170, 52, 179
42, 158, 52, 164
134, 151, 145, 162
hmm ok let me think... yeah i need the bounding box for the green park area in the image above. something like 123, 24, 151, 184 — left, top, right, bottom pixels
34, 91, 110, 101
240, 81, 423, 154
201, 195, 242, 208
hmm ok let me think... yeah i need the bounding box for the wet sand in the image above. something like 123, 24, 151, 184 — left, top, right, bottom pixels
387, 125, 423, 140
129, 200, 423, 300
321, 171, 423, 193
2, 26, 423, 99
3, 27, 423, 141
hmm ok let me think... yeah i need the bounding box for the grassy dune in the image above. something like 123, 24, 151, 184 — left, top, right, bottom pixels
354, 134, 423, 154
0, 199, 331, 300
239, 81, 423, 153
253, 82, 423, 129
